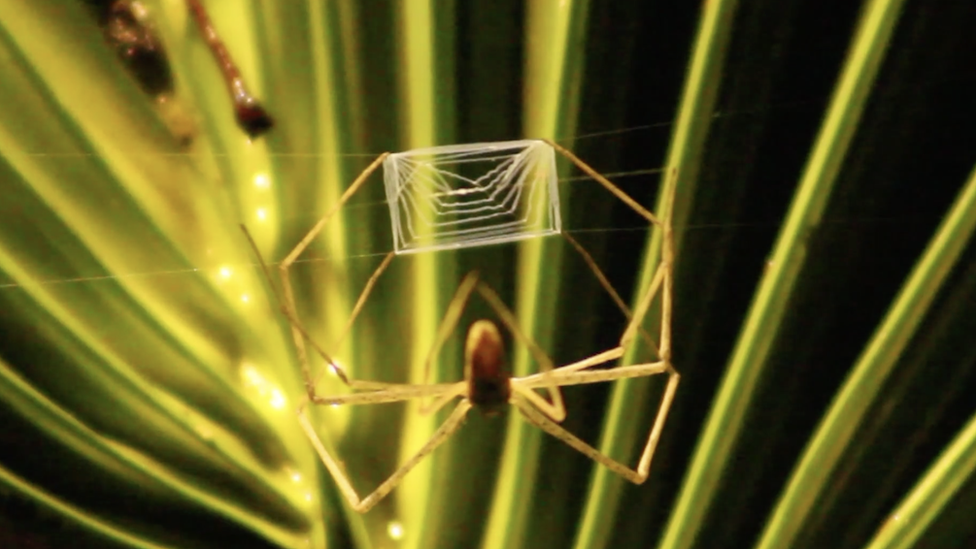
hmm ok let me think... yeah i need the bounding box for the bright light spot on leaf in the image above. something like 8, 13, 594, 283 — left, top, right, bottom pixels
219, 266, 232, 279
254, 173, 269, 188
241, 364, 286, 409
242, 364, 260, 384
241, 294, 249, 303
256, 208, 266, 221
270, 389, 286, 409
387, 521, 405, 540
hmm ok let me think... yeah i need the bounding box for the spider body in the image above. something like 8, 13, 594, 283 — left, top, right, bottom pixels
465, 320, 511, 416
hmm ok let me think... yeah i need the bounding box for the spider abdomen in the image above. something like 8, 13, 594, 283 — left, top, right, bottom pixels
465, 320, 511, 414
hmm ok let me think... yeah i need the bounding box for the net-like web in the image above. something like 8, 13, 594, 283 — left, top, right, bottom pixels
382, 140, 562, 254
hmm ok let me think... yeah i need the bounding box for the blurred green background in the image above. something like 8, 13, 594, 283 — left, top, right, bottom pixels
2, 0, 976, 548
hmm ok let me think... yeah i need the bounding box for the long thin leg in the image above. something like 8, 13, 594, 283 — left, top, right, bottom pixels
333, 250, 396, 352
601, 173, 676, 358
659, 169, 677, 362
280, 153, 391, 269
515, 360, 669, 390
266, 269, 412, 396
513, 347, 623, 387
415, 271, 480, 414
512, 370, 679, 484
620, 168, 677, 360
243, 224, 401, 396
278, 152, 390, 393
474, 280, 567, 422
241, 224, 344, 395
422, 272, 480, 384
544, 139, 661, 226
307, 381, 465, 407
421, 384, 469, 416
546, 138, 678, 363
561, 231, 659, 356
298, 399, 473, 513
620, 262, 666, 350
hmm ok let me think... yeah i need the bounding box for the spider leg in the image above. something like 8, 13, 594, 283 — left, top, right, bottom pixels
544, 139, 661, 226
333, 251, 396, 353
511, 157, 678, 483
298, 399, 473, 513
620, 262, 666, 351
547, 138, 678, 364
278, 252, 404, 397
561, 231, 660, 356
242, 223, 342, 395
418, 271, 480, 414
421, 384, 469, 416
512, 369, 678, 484
606, 168, 676, 360
516, 359, 671, 390
252, 236, 458, 414
277, 152, 390, 394
515, 347, 624, 386
270, 293, 434, 398
304, 381, 465, 408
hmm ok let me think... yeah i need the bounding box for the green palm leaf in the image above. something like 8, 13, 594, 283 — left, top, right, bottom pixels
2, 1, 975, 548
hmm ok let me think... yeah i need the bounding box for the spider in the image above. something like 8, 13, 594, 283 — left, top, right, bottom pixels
241, 140, 678, 513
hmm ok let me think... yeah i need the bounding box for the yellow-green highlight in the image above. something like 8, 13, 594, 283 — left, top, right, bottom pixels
0, 244, 278, 509
657, 1, 908, 548
0, 357, 307, 547
755, 153, 976, 549
0, 464, 168, 549
863, 408, 976, 549
1, 2, 321, 547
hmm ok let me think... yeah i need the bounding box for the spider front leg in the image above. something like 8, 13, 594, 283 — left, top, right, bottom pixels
620, 169, 676, 364
241, 218, 401, 406
417, 272, 481, 415
507, 146, 679, 482
545, 138, 677, 365
269, 152, 390, 399
560, 231, 662, 356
